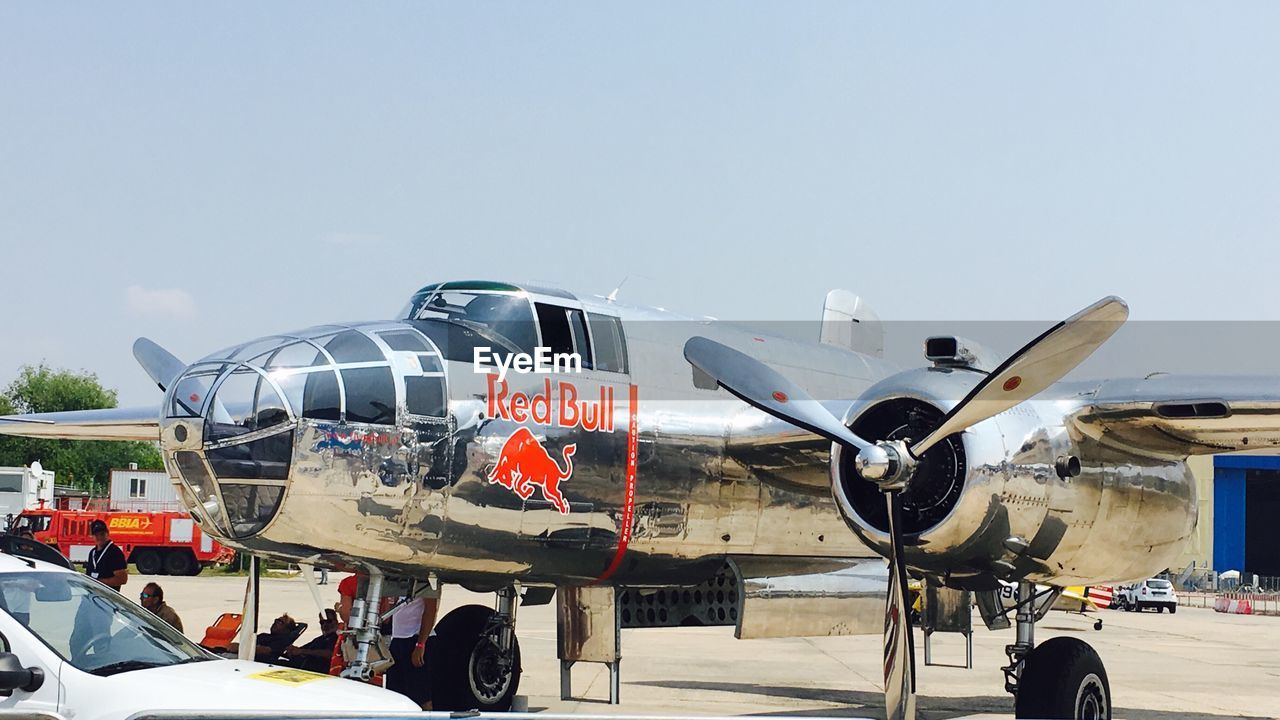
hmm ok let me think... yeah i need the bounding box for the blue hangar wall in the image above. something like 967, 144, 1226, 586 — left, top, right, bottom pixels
1214, 455, 1280, 575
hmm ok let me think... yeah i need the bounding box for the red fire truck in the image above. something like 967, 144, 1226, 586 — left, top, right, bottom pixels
11, 508, 235, 575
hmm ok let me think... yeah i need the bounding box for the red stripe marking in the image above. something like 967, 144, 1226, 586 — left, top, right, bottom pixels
591, 384, 639, 585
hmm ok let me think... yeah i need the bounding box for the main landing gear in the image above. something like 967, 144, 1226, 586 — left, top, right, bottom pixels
1004, 582, 1111, 720
430, 586, 522, 711
342, 574, 523, 711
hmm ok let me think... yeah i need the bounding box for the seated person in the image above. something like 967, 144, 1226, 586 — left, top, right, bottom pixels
226, 614, 300, 663
283, 610, 340, 673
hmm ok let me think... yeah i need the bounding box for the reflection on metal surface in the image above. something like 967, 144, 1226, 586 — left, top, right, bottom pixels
732, 557, 887, 639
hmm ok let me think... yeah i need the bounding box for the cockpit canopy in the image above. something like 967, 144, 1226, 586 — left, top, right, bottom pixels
164, 322, 449, 540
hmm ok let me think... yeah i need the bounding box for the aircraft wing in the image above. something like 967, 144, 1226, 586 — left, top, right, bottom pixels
0, 407, 161, 442
1070, 374, 1280, 458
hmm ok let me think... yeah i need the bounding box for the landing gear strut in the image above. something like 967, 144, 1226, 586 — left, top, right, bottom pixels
340, 568, 385, 681
1005, 582, 1112, 720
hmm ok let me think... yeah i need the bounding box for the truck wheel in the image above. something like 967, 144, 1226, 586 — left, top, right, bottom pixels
1169, 605, 1177, 615
186, 561, 204, 576
1015, 636, 1110, 719
162, 550, 194, 576
429, 604, 521, 711
132, 549, 162, 575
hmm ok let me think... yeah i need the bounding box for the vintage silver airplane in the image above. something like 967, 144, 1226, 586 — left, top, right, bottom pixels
4, 279, 1278, 720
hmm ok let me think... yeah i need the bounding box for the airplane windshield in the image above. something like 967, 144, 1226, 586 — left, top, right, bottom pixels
401, 290, 538, 354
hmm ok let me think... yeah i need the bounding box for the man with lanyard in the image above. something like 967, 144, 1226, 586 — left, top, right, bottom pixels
86, 519, 128, 590
70, 519, 128, 662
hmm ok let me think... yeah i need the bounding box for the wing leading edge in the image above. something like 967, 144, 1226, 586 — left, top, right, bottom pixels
0, 407, 161, 442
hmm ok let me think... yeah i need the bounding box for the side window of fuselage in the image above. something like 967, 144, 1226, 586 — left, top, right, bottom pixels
535, 303, 594, 370
587, 313, 628, 374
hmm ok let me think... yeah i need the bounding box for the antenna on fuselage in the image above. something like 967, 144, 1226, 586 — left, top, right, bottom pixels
606, 276, 629, 303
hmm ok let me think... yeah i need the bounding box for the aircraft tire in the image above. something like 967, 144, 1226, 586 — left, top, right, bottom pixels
1015, 636, 1110, 719
132, 549, 162, 575
429, 604, 521, 711
162, 549, 194, 576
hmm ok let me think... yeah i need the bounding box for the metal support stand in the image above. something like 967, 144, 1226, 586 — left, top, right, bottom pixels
1001, 581, 1037, 696
557, 586, 621, 704
922, 584, 972, 669
341, 567, 384, 681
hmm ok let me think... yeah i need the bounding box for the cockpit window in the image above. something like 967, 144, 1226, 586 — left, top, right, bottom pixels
402, 290, 538, 353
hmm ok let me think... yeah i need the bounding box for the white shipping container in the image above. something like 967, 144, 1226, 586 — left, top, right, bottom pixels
109, 467, 180, 512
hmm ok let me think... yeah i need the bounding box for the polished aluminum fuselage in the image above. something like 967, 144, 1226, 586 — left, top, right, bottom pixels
160, 292, 1198, 591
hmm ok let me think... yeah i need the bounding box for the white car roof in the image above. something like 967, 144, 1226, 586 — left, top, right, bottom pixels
0, 552, 75, 575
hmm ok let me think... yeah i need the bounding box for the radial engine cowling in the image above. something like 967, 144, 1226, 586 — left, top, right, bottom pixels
830, 367, 1198, 589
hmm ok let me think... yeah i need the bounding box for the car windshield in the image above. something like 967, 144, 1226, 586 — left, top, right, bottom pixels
1147, 580, 1172, 589
0, 571, 211, 675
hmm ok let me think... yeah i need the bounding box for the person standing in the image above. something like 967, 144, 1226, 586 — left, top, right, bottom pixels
86, 520, 128, 591
139, 582, 183, 632
385, 588, 440, 710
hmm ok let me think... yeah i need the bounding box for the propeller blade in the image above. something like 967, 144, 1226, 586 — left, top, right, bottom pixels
684, 336, 874, 453
133, 337, 186, 392
883, 491, 917, 720
910, 295, 1128, 456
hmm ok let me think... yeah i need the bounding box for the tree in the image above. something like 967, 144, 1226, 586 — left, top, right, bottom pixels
0, 364, 162, 490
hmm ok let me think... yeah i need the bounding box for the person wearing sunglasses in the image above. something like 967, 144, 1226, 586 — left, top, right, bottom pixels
139, 582, 183, 632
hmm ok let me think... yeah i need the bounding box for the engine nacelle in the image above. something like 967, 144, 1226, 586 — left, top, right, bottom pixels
830, 367, 1198, 589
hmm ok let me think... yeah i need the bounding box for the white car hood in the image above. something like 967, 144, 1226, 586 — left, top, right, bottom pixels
63, 658, 419, 719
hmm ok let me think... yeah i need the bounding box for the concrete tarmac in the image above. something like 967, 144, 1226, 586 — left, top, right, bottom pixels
141, 573, 1280, 720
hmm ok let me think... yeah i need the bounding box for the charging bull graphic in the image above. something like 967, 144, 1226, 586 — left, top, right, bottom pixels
487, 427, 576, 514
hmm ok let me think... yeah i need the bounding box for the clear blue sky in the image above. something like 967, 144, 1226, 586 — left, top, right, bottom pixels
2, 3, 1279, 406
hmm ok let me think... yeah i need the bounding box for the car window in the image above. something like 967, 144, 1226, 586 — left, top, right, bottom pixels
0, 572, 210, 675
1147, 580, 1172, 589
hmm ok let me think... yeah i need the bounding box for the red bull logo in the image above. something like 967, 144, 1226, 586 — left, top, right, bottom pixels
487, 427, 576, 514
486, 375, 615, 433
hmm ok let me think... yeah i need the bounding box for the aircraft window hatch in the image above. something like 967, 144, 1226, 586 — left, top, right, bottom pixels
535, 303, 593, 369
299, 369, 342, 421
406, 376, 447, 417
321, 331, 384, 363
587, 313, 628, 373
255, 342, 324, 369
220, 484, 285, 538
340, 366, 396, 424
168, 364, 225, 418
204, 368, 289, 442
205, 430, 292, 481
378, 331, 431, 353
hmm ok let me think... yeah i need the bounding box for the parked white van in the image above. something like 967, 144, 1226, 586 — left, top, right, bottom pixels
0, 552, 418, 719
